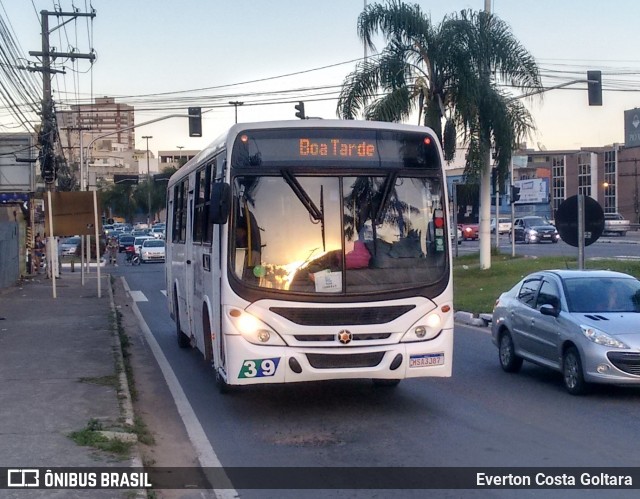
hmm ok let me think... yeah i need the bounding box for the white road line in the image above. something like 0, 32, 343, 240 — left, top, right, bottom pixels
121, 277, 237, 499
128, 290, 148, 302
160, 290, 167, 296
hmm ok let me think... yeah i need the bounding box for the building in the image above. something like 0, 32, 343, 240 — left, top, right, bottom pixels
446, 142, 640, 225
58, 96, 136, 186
158, 150, 199, 170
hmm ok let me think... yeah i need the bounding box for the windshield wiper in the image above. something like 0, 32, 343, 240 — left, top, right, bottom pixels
281, 169, 325, 251
373, 172, 397, 225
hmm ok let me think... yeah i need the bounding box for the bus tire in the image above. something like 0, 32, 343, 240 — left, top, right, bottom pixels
174, 294, 190, 348
215, 368, 233, 394
372, 379, 401, 387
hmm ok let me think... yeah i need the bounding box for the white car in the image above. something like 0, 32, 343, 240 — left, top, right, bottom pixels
133, 236, 154, 255
490, 217, 512, 234
140, 239, 166, 263
150, 227, 165, 239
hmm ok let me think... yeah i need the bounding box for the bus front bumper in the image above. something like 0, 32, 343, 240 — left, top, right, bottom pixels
222, 329, 453, 385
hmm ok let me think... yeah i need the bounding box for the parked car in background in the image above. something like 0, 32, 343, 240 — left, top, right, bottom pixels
511, 216, 559, 243
492, 269, 640, 395
490, 217, 512, 234
460, 223, 479, 240
150, 227, 165, 239
140, 239, 166, 263
58, 236, 81, 256
603, 213, 631, 236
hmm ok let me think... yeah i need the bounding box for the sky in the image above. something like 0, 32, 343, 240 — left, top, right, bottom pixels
3, 0, 640, 160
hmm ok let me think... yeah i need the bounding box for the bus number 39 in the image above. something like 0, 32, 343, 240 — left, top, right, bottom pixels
239, 358, 281, 379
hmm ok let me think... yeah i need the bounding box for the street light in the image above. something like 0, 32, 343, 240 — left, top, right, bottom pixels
142, 135, 153, 226
177, 145, 184, 166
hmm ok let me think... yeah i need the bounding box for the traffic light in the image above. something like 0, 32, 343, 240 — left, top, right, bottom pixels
587, 70, 602, 106
188, 107, 202, 137
510, 185, 521, 204
295, 101, 306, 119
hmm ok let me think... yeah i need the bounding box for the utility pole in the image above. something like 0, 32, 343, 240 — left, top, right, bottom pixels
229, 101, 244, 123
142, 136, 153, 226
29, 9, 96, 188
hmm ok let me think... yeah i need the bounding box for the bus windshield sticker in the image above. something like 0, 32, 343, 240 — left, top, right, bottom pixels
238, 358, 281, 378
313, 269, 342, 293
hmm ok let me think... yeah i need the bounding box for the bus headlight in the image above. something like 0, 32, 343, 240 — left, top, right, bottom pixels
227, 308, 286, 346
401, 312, 443, 342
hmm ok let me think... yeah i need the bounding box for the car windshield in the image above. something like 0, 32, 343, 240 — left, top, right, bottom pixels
524, 217, 550, 226
62, 237, 81, 245
231, 173, 449, 295
143, 240, 164, 248
564, 277, 640, 313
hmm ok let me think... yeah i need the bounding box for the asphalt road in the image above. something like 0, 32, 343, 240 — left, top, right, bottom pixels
110, 249, 640, 498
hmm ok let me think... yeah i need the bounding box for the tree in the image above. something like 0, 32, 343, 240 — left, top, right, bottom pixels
337, 1, 542, 269
337, 0, 457, 159
442, 9, 541, 268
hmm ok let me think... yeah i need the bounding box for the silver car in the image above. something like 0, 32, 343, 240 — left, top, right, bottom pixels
492, 270, 640, 395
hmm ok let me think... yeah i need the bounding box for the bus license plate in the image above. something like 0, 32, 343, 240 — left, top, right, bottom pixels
409, 353, 444, 368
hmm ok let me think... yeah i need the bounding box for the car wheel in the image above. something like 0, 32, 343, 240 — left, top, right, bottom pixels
563, 347, 588, 395
499, 330, 523, 373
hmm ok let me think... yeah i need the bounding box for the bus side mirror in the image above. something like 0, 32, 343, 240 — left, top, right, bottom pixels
210, 182, 231, 224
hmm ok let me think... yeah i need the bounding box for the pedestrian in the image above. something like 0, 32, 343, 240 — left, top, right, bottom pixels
33, 233, 45, 274
107, 236, 118, 265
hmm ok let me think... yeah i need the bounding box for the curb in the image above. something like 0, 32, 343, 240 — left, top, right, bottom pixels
454, 311, 492, 327
106, 274, 146, 498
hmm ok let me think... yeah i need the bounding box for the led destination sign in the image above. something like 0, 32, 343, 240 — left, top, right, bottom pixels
232, 128, 440, 169
299, 138, 376, 158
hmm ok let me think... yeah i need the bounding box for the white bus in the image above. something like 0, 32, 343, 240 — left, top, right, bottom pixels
166, 120, 454, 391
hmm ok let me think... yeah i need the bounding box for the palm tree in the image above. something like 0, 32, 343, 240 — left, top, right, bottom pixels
337, 1, 543, 269
337, 0, 458, 160
442, 9, 541, 268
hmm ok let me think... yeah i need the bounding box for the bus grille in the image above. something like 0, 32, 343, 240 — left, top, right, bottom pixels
607, 352, 640, 376
306, 352, 385, 369
294, 333, 392, 342
270, 305, 415, 326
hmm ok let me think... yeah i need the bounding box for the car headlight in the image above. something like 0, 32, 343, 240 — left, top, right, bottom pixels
528, 229, 538, 236
401, 311, 444, 342
580, 325, 629, 349
226, 307, 286, 346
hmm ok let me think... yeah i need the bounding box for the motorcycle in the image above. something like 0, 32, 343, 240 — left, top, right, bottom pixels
125, 245, 140, 266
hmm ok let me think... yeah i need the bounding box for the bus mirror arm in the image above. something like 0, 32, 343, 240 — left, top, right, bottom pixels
210, 182, 231, 224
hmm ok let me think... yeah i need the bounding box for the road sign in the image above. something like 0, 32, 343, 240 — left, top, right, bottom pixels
555, 195, 604, 247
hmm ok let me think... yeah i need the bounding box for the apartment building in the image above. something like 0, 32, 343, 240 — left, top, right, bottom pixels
58, 96, 137, 186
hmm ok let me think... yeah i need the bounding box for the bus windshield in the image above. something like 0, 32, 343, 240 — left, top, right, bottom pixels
231, 173, 448, 295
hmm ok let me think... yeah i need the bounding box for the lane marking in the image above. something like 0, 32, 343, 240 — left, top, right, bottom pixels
121, 277, 237, 499
128, 290, 148, 302
160, 290, 167, 296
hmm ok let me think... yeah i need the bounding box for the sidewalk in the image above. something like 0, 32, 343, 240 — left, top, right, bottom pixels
0, 272, 140, 497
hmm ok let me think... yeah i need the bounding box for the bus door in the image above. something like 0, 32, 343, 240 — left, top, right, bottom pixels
185, 190, 196, 342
